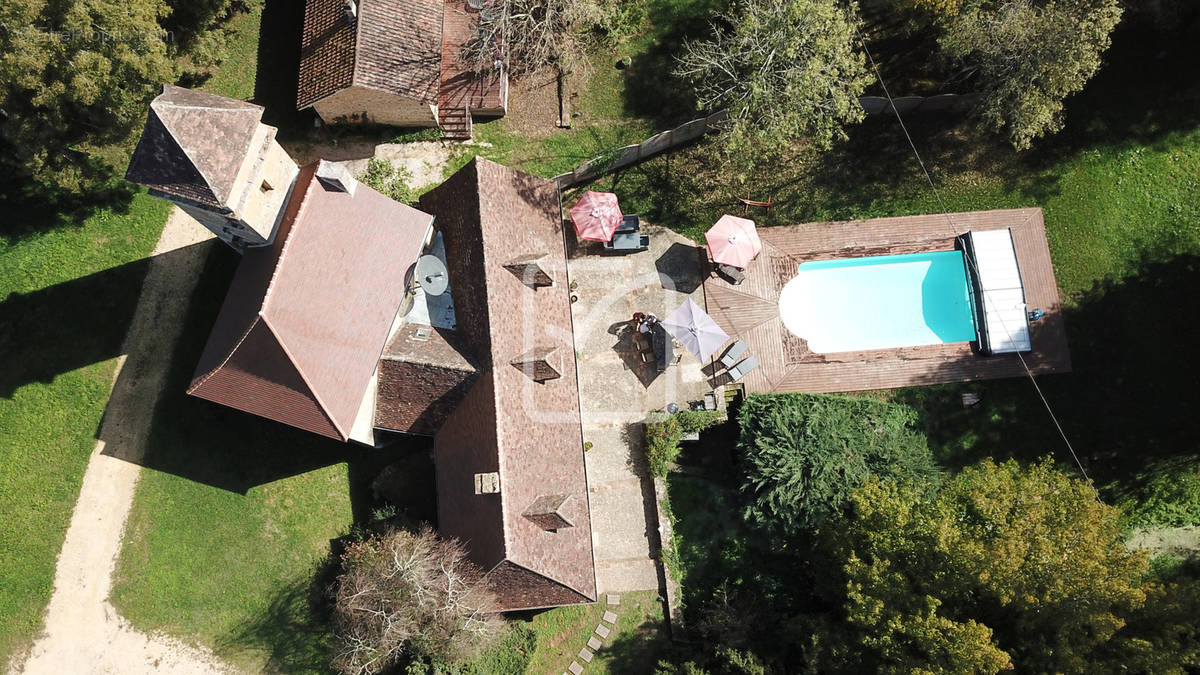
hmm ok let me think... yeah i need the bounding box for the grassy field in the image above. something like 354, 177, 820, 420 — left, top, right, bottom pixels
520, 590, 668, 674
0, 0, 272, 664
0, 196, 170, 661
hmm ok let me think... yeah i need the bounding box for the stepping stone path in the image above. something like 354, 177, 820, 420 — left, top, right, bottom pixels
565, 595, 621, 673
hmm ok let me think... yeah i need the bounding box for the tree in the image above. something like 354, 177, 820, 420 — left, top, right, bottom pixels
330, 526, 506, 675
0, 0, 176, 195
674, 0, 873, 156
737, 393, 939, 534
939, 0, 1123, 150
815, 458, 1178, 673
461, 0, 609, 76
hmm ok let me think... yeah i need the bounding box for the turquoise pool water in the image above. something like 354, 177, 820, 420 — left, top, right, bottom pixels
778, 250, 977, 353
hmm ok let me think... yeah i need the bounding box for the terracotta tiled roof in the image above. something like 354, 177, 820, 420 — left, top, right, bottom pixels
420, 157, 597, 611
126, 85, 264, 208
297, 0, 443, 109
189, 162, 434, 440
375, 324, 479, 434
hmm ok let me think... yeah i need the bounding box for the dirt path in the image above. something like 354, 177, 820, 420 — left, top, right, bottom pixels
11, 209, 235, 675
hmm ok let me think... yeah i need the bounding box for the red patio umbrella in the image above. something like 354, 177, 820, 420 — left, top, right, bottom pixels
569, 191, 623, 241
705, 214, 761, 268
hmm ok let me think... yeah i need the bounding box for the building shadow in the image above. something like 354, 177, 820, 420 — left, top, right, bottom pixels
0, 246, 209, 398
254, 0, 310, 136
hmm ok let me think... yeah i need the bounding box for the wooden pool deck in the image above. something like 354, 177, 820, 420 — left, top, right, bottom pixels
702, 208, 1072, 394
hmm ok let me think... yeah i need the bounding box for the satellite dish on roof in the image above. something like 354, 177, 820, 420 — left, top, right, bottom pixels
415, 255, 449, 296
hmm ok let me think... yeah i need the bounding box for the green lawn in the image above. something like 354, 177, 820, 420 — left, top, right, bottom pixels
521, 590, 668, 674
0, 194, 170, 661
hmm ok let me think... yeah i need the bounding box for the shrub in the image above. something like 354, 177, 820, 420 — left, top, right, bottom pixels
1121, 463, 1200, 529
645, 410, 723, 477
738, 393, 939, 534
358, 159, 417, 205
330, 526, 506, 674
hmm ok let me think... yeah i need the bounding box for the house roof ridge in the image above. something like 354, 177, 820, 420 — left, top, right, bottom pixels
187, 315, 265, 394
261, 314, 348, 440
261, 167, 318, 311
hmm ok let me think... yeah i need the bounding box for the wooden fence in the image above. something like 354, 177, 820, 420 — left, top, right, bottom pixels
553, 93, 980, 189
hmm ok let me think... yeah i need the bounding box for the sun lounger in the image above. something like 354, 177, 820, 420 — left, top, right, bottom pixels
720, 340, 749, 369
727, 355, 759, 382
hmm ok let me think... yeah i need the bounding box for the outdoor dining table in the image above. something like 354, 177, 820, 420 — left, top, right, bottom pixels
652, 323, 673, 372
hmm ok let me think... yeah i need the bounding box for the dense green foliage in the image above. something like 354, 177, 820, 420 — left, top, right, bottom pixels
0, 0, 254, 203
645, 409, 723, 477
0, 0, 174, 194
940, 0, 1124, 150
738, 393, 938, 532
813, 459, 1154, 672
1121, 461, 1200, 529
358, 159, 418, 206
669, 456, 1200, 673
675, 0, 872, 159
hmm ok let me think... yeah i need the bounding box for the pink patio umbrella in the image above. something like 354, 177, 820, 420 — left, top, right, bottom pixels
569, 190, 623, 241
705, 215, 762, 268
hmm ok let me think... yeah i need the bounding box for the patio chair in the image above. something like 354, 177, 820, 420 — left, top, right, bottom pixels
726, 355, 760, 382
616, 214, 641, 234
720, 340, 749, 369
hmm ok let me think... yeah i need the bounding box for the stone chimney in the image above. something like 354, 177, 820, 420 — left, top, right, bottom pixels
522, 494, 573, 531
316, 160, 358, 195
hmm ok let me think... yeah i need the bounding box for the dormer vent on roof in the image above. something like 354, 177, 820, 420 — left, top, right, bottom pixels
510, 345, 561, 382
315, 160, 358, 195
503, 253, 554, 287
523, 494, 574, 531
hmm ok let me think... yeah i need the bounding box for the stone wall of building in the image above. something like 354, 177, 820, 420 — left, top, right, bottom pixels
312, 86, 438, 127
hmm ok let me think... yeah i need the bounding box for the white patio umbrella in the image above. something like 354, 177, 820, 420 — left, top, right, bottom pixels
661, 298, 730, 362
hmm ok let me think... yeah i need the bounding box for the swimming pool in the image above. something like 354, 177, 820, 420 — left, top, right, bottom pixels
778, 250, 977, 353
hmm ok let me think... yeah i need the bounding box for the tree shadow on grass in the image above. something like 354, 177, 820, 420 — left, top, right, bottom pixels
219, 556, 341, 674
0, 164, 139, 243
1031, 16, 1200, 161
596, 606, 672, 673
895, 252, 1200, 498
618, 0, 724, 128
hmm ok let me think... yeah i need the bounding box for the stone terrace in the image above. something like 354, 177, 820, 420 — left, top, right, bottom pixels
567, 223, 716, 594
